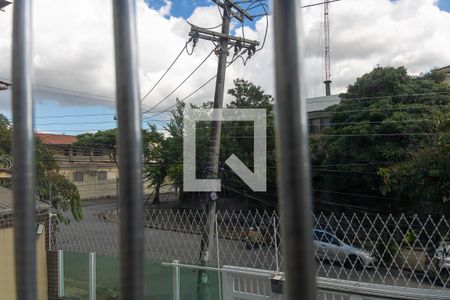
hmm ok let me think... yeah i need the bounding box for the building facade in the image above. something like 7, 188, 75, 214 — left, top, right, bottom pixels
437, 65, 450, 85
0, 186, 50, 300
37, 133, 119, 200
307, 94, 341, 134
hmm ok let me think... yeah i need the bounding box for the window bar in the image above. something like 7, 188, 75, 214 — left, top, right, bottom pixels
272, 1, 317, 299
12, 0, 37, 299
112, 0, 145, 299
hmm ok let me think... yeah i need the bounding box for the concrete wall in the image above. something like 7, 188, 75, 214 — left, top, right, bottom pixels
0, 227, 48, 300
59, 165, 118, 200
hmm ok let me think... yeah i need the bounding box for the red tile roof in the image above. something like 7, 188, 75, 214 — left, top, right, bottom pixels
36, 133, 78, 145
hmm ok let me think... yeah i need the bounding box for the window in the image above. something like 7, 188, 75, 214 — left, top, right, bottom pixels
320, 118, 330, 129
73, 171, 84, 182
320, 233, 341, 246
98, 171, 107, 180
309, 118, 321, 133
313, 230, 323, 241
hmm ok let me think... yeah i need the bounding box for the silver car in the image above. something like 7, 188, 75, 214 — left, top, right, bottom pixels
313, 229, 378, 270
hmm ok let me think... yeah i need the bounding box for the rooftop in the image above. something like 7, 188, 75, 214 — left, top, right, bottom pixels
306, 94, 341, 112
0, 186, 50, 217
36, 133, 78, 145
436, 65, 450, 72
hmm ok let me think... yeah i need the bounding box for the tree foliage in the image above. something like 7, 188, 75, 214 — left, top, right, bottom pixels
143, 124, 168, 205
311, 66, 450, 214
163, 79, 277, 208
0, 114, 82, 222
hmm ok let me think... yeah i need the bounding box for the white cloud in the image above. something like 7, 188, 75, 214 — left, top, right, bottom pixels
0, 0, 450, 116
157, 0, 173, 17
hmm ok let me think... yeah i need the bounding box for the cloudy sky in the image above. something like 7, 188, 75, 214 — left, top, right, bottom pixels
0, 0, 450, 134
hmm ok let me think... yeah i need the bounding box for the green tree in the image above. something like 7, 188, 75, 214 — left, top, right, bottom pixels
311, 66, 450, 214
163, 99, 210, 204
0, 114, 10, 156
35, 140, 83, 223
163, 79, 277, 209
221, 79, 277, 207
164, 99, 187, 191
0, 114, 82, 222
75, 129, 117, 160
143, 124, 168, 205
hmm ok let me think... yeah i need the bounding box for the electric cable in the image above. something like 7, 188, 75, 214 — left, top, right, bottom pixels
140, 40, 191, 104
142, 48, 215, 115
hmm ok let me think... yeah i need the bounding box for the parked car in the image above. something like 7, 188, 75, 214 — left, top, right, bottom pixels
430, 241, 450, 285
313, 229, 378, 270
244, 226, 271, 249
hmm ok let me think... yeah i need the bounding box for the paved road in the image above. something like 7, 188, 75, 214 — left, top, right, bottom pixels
56, 203, 445, 290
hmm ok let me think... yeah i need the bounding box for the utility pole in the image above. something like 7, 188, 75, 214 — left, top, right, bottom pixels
323, 0, 332, 96
189, 1, 259, 299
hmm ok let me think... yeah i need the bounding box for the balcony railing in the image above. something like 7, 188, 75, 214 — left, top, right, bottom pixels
53, 155, 115, 163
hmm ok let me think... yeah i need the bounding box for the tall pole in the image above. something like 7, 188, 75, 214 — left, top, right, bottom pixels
273, 0, 317, 299
12, 0, 37, 299
112, 0, 144, 299
324, 0, 332, 96
196, 2, 231, 299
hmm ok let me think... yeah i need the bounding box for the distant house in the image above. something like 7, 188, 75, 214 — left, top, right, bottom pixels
0, 186, 50, 299
307, 94, 341, 134
436, 65, 450, 85
36, 133, 119, 200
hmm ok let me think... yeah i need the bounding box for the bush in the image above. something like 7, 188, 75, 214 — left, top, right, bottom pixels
402, 229, 419, 247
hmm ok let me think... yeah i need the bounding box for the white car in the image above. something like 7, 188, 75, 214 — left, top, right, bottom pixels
431, 242, 450, 285
313, 229, 378, 270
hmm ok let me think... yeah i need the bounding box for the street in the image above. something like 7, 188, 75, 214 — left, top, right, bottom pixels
56, 202, 444, 291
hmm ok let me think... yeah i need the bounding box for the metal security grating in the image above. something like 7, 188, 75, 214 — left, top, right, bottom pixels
55, 208, 450, 290
8, 0, 317, 298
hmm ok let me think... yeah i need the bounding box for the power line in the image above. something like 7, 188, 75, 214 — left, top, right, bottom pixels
311, 91, 450, 104
322, 104, 450, 114
35, 117, 445, 128
35, 113, 116, 119
243, 0, 269, 52
144, 50, 247, 119
301, 0, 341, 9
186, 20, 222, 30
140, 41, 190, 104
0, 77, 115, 101
141, 49, 215, 115
313, 189, 398, 201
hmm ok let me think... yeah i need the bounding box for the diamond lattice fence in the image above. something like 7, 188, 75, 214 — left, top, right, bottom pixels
54, 208, 450, 289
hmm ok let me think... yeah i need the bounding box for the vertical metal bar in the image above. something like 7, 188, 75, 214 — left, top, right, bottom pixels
49, 211, 52, 250
273, 215, 279, 272
273, 1, 317, 300
112, 1, 144, 299
58, 250, 65, 297
215, 214, 223, 300
89, 252, 97, 300
173, 260, 180, 300
11, 0, 36, 299
221, 270, 230, 300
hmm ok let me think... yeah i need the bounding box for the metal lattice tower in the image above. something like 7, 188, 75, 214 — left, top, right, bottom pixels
324, 0, 332, 96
